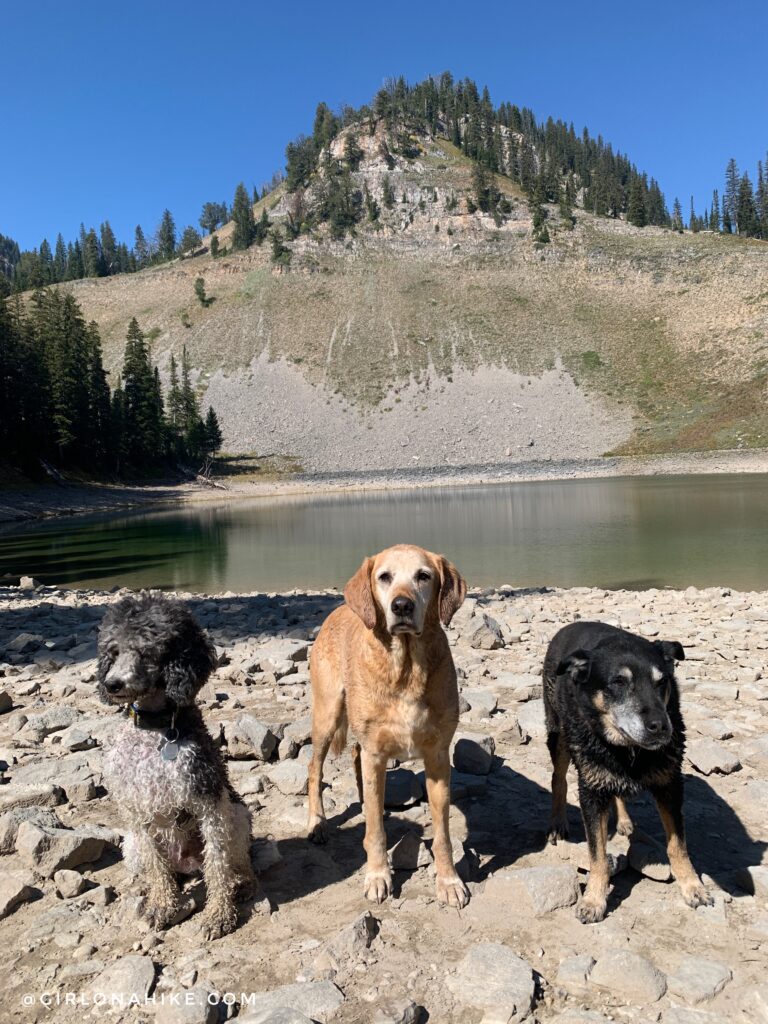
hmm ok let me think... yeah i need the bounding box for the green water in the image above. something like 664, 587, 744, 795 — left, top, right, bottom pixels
1, 474, 767, 592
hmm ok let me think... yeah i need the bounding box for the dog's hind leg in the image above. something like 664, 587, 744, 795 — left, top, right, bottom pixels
351, 741, 364, 806
197, 796, 238, 940
307, 693, 345, 844
576, 785, 611, 924
546, 731, 571, 844
652, 778, 712, 910
614, 796, 634, 836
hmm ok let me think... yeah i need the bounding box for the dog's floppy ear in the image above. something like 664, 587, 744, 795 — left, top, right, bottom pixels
437, 555, 467, 627
654, 640, 685, 665
96, 647, 114, 705
163, 614, 217, 706
557, 650, 592, 683
344, 557, 377, 630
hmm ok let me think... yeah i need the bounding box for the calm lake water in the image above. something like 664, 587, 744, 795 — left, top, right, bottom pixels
1, 474, 767, 593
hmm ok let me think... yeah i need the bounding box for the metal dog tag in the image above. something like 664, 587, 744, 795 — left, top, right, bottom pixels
161, 741, 180, 761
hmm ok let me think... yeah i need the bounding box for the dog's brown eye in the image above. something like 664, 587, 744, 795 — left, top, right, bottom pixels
416, 570, 431, 582
378, 572, 392, 584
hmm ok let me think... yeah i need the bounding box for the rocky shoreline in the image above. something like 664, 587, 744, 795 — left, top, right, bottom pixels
2, 448, 768, 527
0, 582, 766, 1022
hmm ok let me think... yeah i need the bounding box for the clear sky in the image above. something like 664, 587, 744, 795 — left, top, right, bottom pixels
4, 0, 767, 250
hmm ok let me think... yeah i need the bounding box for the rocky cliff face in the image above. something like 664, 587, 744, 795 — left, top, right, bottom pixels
56, 121, 768, 469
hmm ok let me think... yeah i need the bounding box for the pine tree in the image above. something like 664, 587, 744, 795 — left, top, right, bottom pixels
100, 221, 117, 274
122, 318, 164, 467
83, 229, 101, 277
231, 182, 255, 249
736, 173, 757, 236
210, 234, 220, 258
709, 190, 720, 232
53, 234, 67, 281
204, 406, 223, 454
671, 197, 684, 232
344, 133, 364, 171
199, 201, 228, 235
180, 226, 202, 252
253, 209, 270, 245
134, 225, 149, 267
157, 210, 176, 260
626, 178, 647, 227
723, 159, 739, 233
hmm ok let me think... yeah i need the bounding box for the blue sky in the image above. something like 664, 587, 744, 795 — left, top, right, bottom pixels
4, 0, 767, 250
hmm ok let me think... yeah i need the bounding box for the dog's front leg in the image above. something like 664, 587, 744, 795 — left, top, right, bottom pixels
577, 785, 611, 923
134, 830, 179, 930
361, 748, 392, 903
652, 778, 712, 910
424, 745, 469, 908
198, 796, 238, 939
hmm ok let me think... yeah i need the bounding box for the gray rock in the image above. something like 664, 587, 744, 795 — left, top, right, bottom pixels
453, 735, 495, 775
384, 768, 423, 808
155, 986, 219, 1024
462, 689, 498, 718
0, 783, 65, 813
466, 615, 504, 651
484, 865, 580, 916
373, 998, 421, 1024
556, 954, 596, 993
238, 981, 344, 1023
628, 834, 673, 881
663, 1009, 722, 1024
686, 739, 741, 776
325, 911, 378, 960
283, 716, 312, 745
20, 705, 80, 740
590, 949, 666, 1003
268, 761, 309, 796
0, 690, 12, 713
16, 821, 111, 878
0, 870, 38, 919
278, 736, 300, 760
11, 751, 99, 803
391, 831, 431, 871
54, 868, 89, 898
242, 1012, 312, 1024
516, 699, 547, 740
667, 956, 732, 1005
88, 955, 156, 1007
5, 632, 43, 654
0, 805, 63, 854
446, 943, 535, 1016
226, 715, 278, 760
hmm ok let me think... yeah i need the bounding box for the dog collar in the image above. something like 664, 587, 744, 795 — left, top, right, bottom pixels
128, 703, 178, 731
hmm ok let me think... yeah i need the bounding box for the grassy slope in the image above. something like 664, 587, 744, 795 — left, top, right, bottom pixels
55, 134, 768, 456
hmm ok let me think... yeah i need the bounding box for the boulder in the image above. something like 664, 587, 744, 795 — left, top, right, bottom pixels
453, 735, 495, 775
446, 943, 535, 1017
238, 981, 344, 1023
484, 865, 580, 916
590, 950, 666, 1003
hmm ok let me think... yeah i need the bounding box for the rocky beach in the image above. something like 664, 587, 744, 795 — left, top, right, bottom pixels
0, 581, 766, 1023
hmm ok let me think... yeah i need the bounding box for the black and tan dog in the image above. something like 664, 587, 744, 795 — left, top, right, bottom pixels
543, 621, 712, 923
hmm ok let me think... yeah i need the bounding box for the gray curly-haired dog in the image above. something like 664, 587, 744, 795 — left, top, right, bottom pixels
98, 593, 255, 939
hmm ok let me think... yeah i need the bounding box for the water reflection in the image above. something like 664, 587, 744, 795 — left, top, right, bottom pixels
1, 474, 766, 592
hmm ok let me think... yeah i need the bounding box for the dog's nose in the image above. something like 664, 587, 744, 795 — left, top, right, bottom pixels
645, 715, 669, 735
105, 678, 126, 693
391, 596, 415, 617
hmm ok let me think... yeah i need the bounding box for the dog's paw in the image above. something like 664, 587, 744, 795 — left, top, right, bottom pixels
547, 821, 569, 845
615, 817, 634, 837
364, 869, 392, 904
575, 896, 607, 924
307, 816, 329, 844
144, 901, 178, 931
681, 880, 713, 909
436, 875, 469, 909
199, 903, 237, 940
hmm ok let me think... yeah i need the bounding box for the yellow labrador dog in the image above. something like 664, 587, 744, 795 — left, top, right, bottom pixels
307, 544, 469, 908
